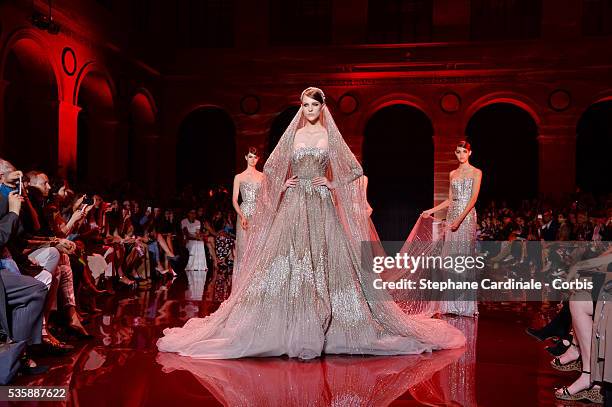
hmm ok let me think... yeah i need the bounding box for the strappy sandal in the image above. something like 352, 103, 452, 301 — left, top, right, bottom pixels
550, 341, 582, 372
555, 371, 603, 403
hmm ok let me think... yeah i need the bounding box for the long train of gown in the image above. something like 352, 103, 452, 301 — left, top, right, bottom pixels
157, 147, 465, 359
438, 177, 478, 316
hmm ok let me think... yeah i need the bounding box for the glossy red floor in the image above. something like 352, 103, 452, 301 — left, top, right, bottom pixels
10, 276, 591, 406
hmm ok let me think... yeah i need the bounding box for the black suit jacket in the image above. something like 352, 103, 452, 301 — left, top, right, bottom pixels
541, 220, 559, 241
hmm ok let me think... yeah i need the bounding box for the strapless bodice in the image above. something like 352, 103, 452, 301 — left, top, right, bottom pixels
291, 147, 329, 180
239, 181, 261, 218
451, 178, 474, 204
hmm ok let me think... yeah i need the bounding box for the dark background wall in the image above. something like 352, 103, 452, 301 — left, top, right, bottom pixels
1, 0, 611, 240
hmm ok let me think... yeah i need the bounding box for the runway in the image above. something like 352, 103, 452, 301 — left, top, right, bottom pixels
10, 275, 583, 406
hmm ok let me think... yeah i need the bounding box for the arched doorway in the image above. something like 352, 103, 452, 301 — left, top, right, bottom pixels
576, 101, 612, 194
128, 92, 157, 196
268, 106, 300, 155
76, 70, 115, 189
466, 102, 538, 204
2, 38, 59, 173
363, 104, 434, 241
176, 107, 236, 193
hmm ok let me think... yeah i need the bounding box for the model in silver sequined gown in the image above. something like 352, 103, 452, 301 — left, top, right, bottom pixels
157, 147, 465, 359
440, 177, 478, 316
234, 181, 261, 284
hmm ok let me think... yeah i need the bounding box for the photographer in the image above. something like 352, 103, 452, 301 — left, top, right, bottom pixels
0, 173, 48, 377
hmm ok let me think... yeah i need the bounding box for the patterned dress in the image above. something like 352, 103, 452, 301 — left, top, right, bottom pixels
213, 231, 235, 302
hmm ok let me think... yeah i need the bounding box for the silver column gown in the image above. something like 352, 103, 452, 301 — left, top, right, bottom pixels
234, 181, 261, 285
439, 177, 478, 316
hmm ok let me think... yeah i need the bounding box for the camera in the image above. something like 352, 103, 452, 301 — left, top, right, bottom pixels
15, 175, 22, 196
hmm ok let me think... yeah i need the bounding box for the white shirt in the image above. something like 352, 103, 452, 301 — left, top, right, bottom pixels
181, 218, 201, 236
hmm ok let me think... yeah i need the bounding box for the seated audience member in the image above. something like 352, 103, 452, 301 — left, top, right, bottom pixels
0, 181, 48, 376
28, 171, 91, 339
0, 161, 72, 353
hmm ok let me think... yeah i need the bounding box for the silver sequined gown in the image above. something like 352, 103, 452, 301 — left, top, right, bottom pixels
157, 147, 465, 359
234, 181, 261, 284
440, 177, 478, 316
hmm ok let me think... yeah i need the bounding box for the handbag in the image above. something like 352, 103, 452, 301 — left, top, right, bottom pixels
0, 274, 27, 385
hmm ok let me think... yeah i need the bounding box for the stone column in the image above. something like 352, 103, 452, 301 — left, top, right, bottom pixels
57, 101, 81, 179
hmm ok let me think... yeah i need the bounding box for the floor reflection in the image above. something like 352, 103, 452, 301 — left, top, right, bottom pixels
185, 269, 207, 301
157, 349, 465, 406
10, 276, 576, 406
438, 315, 478, 406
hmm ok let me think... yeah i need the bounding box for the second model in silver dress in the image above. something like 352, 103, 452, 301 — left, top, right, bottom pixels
440, 177, 478, 316
234, 180, 261, 285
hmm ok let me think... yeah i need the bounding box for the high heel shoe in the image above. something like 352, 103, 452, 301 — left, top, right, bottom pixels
118, 275, 136, 288
551, 356, 582, 372
555, 371, 603, 403
39, 334, 74, 355
19, 354, 49, 375
550, 341, 581, 372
